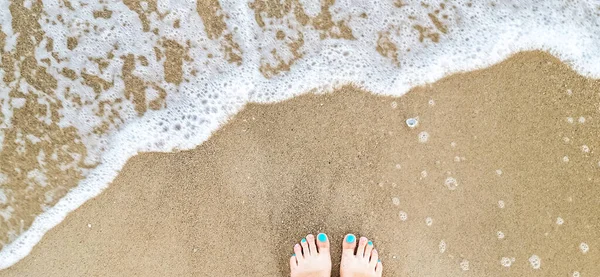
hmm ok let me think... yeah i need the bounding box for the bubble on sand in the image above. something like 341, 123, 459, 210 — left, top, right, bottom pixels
567, 117, 574, 124
579, 242, 589, 254
496, 169, 503, 175
425, 217, 433, 226
573, 271, 580, 277
563, 156, 570, 162
498, 200, 505, 209
406, 117, 419, 128
392, 197, 400, 206
563, 137, 571, 143
391, 101, 398, 109
501, 257, 515, 267
529, 255, 541, 269
556, 217, 564, 225
454, 156, 461, 162
578, 116, 586, 124
445, 177, 458, 190
439, 240, 446, 253
567, 89, 573, 95
497, 231, 505, 239
450, 142, 457, 148
429, 99, 435, 106
582, 145, 590, 153
395, 164, 402, 169
421, 170, 428, 178
460, 259, 470, 271
399, 211, 408, 221
418, 131, 429, 143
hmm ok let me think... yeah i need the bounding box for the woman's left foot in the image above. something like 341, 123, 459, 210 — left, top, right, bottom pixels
290, 233, 332, 277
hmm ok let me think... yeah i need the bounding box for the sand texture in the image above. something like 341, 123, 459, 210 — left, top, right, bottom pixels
3, 52, 600, 276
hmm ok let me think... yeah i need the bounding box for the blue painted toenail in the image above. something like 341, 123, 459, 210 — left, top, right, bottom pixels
346, 234, 355, 243
378, 259, 381, 263
317, 233, 327, 242
368, 241, 373, 246
292, 254, 296, 256
301, 238, 307, 243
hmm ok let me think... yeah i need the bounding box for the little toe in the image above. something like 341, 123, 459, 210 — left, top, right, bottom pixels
342, 234, 357, 256
376, 260, 383, 276
300, 237, 310, 257
306, 234, 318, 256
369, 249, 379, 269
289, 254, 298, 269
316, 233, 330, 253
356, 236, 368, 257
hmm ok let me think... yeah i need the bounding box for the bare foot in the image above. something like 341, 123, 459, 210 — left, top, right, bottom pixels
340, 234, 383, 277
290, 233, 332, 277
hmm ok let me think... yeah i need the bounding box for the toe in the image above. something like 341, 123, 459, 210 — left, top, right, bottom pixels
369, 249, 379, 269
289, 254, 298, 269
306, 234, 318, 256
300, 237, 310, 257
356, 236, 368, 257
376, 259, 383, 276
316, 233, 330, 253
293, 244, 303, 262
364, 240, 374, 258
342, 234, 357, 256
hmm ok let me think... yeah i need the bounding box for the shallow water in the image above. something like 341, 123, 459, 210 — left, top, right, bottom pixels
1, 0, 600, 270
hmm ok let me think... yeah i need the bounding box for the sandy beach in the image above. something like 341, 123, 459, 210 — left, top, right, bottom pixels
2, 51, 598, 276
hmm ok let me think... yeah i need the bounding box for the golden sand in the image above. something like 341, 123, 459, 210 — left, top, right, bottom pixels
3, 52, 599, 276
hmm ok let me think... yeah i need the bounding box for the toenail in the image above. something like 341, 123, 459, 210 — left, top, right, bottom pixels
292, 254, 295, 256
317, 233, 327, 242
378, 259, 381, 263
368, 241, 373, 246
301, 238, 307, 243
346, 234, 356, 243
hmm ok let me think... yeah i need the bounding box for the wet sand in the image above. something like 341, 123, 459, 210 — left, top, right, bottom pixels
3, 51, 600, 276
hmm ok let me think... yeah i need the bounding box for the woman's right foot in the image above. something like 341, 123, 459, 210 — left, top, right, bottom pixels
340, 234, 383, 277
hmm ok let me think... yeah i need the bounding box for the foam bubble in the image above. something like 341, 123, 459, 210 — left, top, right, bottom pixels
556, 217, 564, 225
418, 131, 429, 143
498, 200, 505, 209
406, 117, 419, 128
567, 117, 574, 124
399, 211, 407, 221
573, 271, 580, 277
500, 257, 515, 267
582, 145, 590, 153
579, 242, 589, 254
420, 170, 428, 178
425, 217, 433, 226
439, 240, 446, 253
390, 101, 397, 109
529, 255, 541, 269
563, 156, 570, 162
460, 259, 469, 271
392, 197, 400, 206
567, 89, 573, 95
445, 177, 458, 190
496, 169, 503, 175
497, 231, 505, 239
578, 116, 586, 124
428, 99, 435, 106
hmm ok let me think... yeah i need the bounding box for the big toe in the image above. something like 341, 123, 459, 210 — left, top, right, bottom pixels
342, 234, 357, 255
316, 233, 330, 253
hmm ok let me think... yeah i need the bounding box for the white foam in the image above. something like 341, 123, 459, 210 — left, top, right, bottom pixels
529, 254, 541, 269
399, 211, 408, 221
579, 242, 589, 254
2, 0, 600, 270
